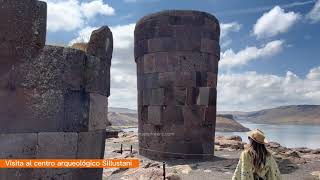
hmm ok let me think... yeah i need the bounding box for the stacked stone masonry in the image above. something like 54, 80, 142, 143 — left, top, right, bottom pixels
0, 0, 112, 179
135, 10, 220, 159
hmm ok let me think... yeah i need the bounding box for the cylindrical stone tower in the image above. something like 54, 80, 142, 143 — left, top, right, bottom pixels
134, 10, 220, 159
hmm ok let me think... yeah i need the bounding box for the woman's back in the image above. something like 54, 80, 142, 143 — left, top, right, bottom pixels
232, 150, 281, 180
232, 129, 281, 180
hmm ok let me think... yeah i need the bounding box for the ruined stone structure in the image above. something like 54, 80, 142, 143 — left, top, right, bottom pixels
135, 10, 220, 159
0, 0, 112, 179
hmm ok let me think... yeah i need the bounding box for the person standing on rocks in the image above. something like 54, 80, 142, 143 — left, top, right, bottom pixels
232, 129, 281, 180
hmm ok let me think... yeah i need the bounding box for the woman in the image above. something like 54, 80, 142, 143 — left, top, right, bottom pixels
232, 129, 281, 180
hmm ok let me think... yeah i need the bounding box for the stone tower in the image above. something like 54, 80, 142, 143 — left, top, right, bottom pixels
0, 0, 112, 179
134, 10, 220, 159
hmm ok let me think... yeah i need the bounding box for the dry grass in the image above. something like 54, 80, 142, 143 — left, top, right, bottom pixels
70, 42, 88, 52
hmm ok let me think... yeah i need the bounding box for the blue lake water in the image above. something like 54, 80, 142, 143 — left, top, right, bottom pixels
122, 123, 320, 149
217, 123, 320, 149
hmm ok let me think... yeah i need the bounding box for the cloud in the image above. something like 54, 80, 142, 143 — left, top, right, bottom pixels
220, 40, 284, 68
80, 0, 115, 19
217, 0, 315, 16
220, 22, 241, 48
217, 69, 320, 111
306, 0, 320, 23
43, 0, 115, 32
307, 66, 320, 80
69, 26, 98, 45
253, 6, 301, 39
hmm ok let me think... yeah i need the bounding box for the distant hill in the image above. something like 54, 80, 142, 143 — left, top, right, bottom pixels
108, 107, 249, 132
109, 107, 137, 114
237, 105, 320, 125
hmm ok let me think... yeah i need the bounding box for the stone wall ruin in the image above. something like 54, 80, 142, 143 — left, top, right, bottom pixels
135, 10, 220, 159
0, 0, 112, 179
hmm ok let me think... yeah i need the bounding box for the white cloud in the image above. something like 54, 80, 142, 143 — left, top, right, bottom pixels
306, 0, 320, 23
220, 22, 241, 38
44, 0, 83, 32
307, 66, 320, 80
220, 22, 241, 48
217, 69, 320, 111
253, 6, 301, 39
220, 40, 284, 68
110, 24, 135, 49
43, 0, 115, 32
80, 0, 115, 19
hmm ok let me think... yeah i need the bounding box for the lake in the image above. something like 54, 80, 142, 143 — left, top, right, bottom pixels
122, 123, 320, 149
217, 122, 320, 149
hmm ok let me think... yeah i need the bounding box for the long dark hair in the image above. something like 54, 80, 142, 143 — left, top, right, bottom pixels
248, 137, 270, 171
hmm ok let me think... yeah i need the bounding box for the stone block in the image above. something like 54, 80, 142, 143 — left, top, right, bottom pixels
0, 169, 34, 180
182, 106, 205, 128
164, 87, 186, 105
164, 142, 187, 159
85, 55, 110, 97
77, 130, 106, 159
136, 57, 144, 75
0, 87, 65, 133
0, 133, 37, 158
87, 26, 113, 64
0, 0, 47, 63
175, 72, 197, 87
204, 106, 216, 126
202, 142, 214, 155
62, 48, 86, 90
185, 142, 204, 159
72, 169, 103, 180
167, 52, 181, 72
134, 40, 148, 59
142, 89, 151, 106
33, 169, 75, 180
63, 91, 89, 132
88, 93, 108, 131
208, 54, 219, 73
201, 39, 220, 56
207, 72, 218, 87
148, 106, 163, 125
155, 52, 168, 72
148, 37, 176, 53
143, 73, 159, 89
186, 87, 199, 105
143, 54, 156, 73
37, 132, 78, 158
197, 87, 216, 106
163, 106, 183, 125
150, 88, 165, 105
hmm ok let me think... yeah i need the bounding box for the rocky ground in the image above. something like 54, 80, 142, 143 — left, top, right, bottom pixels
103, 132, 320, 180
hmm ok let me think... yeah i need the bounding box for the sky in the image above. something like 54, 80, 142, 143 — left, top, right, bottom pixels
43, 0, 320, 112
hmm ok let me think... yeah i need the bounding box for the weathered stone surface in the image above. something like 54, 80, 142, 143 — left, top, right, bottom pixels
197, 87, 216, 105
0, 1, 111, 179
136, 10, 219, 159
85, 55, 111, 96
148, 106, 163, 125
150, 88, 165, 105
0, 133, 37, 158
0, 169, 34, 180
0, 0, 46, 68
77, 130, 106, 159
63, 91, 89, 132
37, 132, 78, 158
87, 26, 113, 64
88, 93, 109, 130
